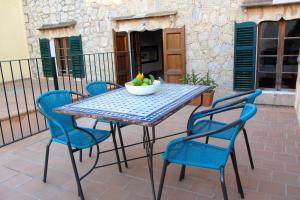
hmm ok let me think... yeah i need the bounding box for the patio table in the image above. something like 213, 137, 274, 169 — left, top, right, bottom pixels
55, 83, 209, 200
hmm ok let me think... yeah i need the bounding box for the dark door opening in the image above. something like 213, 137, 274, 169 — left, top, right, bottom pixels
130, 30, 164, 79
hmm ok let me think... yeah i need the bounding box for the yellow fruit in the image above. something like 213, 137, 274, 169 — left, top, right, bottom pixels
136, 72, 144, 80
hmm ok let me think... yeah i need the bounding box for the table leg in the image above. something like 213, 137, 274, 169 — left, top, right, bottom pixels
143, 126, 156, 200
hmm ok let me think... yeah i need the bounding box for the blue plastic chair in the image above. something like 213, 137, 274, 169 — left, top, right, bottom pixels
37, 90, 122, 200
85, 81, 129, 168
205, 89, 262, 166
157, 103, 257, 200
179, 89, 262, 182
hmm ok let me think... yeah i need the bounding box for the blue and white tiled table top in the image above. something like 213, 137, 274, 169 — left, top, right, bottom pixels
56, 84, 209, 126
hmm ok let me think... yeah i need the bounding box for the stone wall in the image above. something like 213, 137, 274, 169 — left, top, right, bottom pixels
22, 0, 300, 98
22, 0, 247, 93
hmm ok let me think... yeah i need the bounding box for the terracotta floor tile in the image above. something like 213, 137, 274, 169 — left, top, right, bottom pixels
2, 173, 32, 188
272, 171, 300, 186
287, 185, 300, 198
258, 180, 286, 197
274, 153, 298, 164
0, 105, 299, 200
0, 166, 18, 182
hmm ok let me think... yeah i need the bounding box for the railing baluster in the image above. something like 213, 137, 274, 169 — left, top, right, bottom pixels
9, 61, 24, 139
35, 58, 47, 128
103, 53, 107, 82
93, 54, 98, 81
107, 53, 112, 90
61, 56, 66, 90
83, 55, 88, 86
68, 59, 72, 91
111, 52, 115, 83
27, 59, 40, 132
19, 60, 33, 136
98, 53, 103, 81
0, 121, 4, 146
0, 62, 15, 143
88, 54, 93, 81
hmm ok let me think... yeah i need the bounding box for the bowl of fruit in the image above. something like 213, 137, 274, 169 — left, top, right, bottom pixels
125, 73, 160, 95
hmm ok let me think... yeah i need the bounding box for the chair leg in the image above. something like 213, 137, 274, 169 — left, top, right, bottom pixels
205, 136, 209, 144
243, 128, 254, 169
117, 124, 128, 168
43, 139, 52, 183
220, 166, 228, 200
143, 131, 146, 149
89, 147, 92, 157
79, 150, 83, 162
92, 119, 98, 129
179, 165, 186, 181
67, 145, 85, 200
231, 149, 244, 198
157, 161, 169, 200
111, 124, 122, 173
89, 120, 99, 158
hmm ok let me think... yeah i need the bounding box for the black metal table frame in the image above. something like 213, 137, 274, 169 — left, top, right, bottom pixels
53, 86, 209, 200
79, 95, 204, 200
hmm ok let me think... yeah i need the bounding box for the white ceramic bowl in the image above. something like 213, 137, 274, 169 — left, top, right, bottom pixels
125, 80, 160, 95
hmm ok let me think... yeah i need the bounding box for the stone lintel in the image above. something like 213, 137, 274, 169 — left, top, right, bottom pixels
38, 20, 76, 31
112, 10, 177, 21
242, 0, 300, 8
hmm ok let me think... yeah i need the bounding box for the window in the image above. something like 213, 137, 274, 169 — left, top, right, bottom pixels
257, 19, 300, 90
54, 37, 71, 76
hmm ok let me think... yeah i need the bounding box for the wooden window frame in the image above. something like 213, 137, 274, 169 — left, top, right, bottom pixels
54, 37, 71, 76
257, 19, 299, 91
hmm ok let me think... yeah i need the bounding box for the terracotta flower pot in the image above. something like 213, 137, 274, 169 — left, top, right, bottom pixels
189, 95, 202, 106
189, 90, 215, 107
202, 90, 215, 107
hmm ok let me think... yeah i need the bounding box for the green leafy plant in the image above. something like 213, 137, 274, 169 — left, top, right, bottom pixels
198, 71, 218, 90
181, 70, 218, 91
181, 70, 200, 85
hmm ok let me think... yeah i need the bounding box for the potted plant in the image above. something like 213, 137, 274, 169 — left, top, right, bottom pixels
181, 70, 218, 107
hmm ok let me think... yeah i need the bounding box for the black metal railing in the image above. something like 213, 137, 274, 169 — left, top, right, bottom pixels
0, 52, 116, 147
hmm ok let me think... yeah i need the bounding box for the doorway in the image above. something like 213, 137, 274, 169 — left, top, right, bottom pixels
113, 27, 186, 85
130, 30, 164, 79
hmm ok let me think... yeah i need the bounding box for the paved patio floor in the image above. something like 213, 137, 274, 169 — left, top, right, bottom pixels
0, 105, 299, 200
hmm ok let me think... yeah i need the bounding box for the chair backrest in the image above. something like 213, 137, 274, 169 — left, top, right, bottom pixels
37, 90, 76, 138
86, 81, 108, 96
212, 89, 262, 108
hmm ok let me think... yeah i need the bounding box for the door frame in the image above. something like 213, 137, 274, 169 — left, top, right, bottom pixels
113, 27, 186, 83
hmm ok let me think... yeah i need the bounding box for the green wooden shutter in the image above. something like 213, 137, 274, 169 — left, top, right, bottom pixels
69, 35, 85, 78
234, 22, 257, 91
39, 38, 56, 77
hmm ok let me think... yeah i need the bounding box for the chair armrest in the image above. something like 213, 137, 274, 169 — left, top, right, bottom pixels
106, 82, 123, 89
187, 103, 244, 131
70, 91, 88, 98
36, 103, 71, 143
185, 119, 243, 141
212, 90, 255, 108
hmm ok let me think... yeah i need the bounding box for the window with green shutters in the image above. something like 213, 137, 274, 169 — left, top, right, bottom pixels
234, 22, 257, 91
39, 35, 85, 78
39, 38, 57, 77
68, 35, 85, 78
